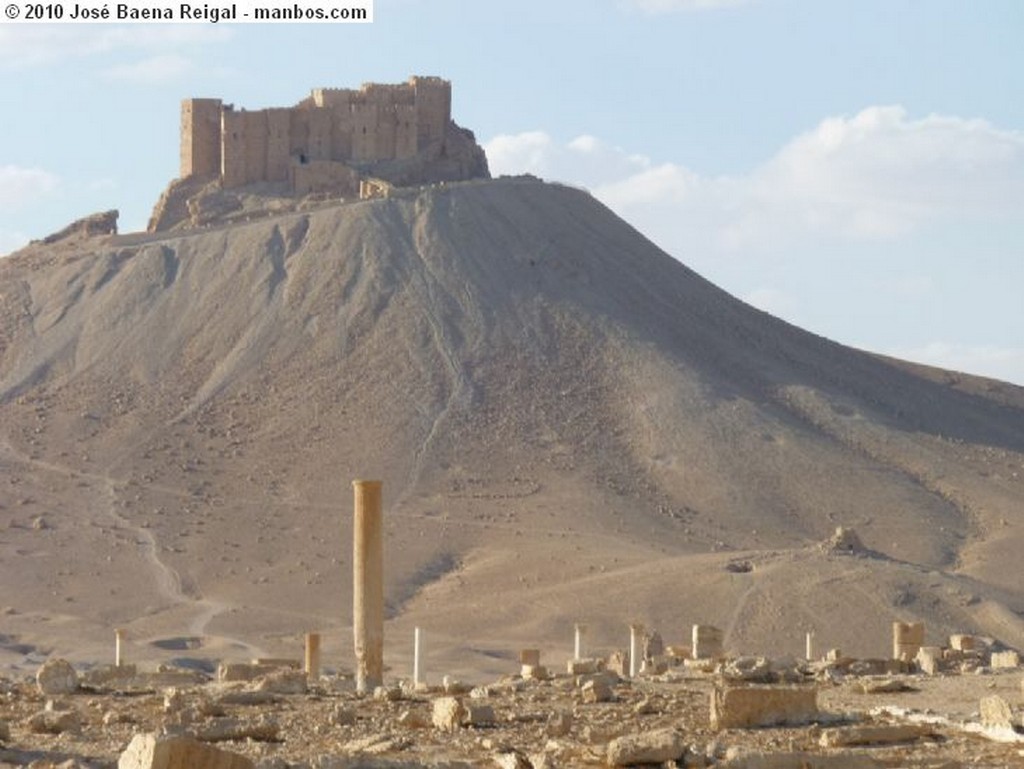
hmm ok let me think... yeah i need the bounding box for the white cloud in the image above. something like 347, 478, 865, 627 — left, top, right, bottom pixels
485, 106, 1024, 257
0, 165, 60, 208
0, 26, 230, 69
884, 343, 1024, 388
102, 54, 194, 84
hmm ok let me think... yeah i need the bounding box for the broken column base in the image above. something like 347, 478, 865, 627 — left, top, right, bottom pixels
710, 684, 819, 730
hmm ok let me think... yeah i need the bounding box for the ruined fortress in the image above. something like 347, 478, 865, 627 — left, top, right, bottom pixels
150, 76, 489, 231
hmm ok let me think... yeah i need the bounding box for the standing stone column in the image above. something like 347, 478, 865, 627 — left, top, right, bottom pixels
115, 628, 125, 667
629, 623, 644, 678
305, 632, 321, 681
352, 479, 384, 694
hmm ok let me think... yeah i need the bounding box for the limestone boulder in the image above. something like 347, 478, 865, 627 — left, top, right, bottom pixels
580, 678, 613, 704
118, 733, 255, 769
26, 708, 81, 735
980, 694, 1016, 729
36, 658, 79, 695
606, 728, 686, 766
432, 696, 465, 732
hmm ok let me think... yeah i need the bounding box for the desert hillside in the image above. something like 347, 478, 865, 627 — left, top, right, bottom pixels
2, 177, 1023, 680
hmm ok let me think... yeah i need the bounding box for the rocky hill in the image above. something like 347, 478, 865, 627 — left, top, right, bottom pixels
2, 177, 1023, 679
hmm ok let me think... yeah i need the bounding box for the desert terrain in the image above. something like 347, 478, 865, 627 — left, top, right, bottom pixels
2, 176, 1024, 766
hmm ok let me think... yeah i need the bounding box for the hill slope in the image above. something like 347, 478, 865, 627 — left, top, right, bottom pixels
2, 177, 1023, 677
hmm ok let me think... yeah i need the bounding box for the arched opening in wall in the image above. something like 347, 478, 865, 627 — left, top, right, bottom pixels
362, 127, 367, 134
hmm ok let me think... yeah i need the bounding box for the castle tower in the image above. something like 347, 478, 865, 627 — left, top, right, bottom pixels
411, 77, 451, 147
180, 98, 222, 178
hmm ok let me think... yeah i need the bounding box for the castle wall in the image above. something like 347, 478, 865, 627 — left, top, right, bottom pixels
181, 98, 222, 178
221, 110, 248, 188
291, 160, 359, 196
351, 103, 380, 162
395, 104, 418, 159
266, 109, 291, 182
243, 111, 268, 184
307, 108, 333, 161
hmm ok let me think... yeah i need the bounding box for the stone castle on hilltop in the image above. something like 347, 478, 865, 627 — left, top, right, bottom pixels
149, 76, 489, 231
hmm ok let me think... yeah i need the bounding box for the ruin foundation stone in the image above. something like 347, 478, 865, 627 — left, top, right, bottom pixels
118, 733, 255, 769
710, 685, 819, 730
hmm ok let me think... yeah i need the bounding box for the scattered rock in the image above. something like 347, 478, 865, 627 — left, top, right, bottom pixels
462, 703, 496, 727
580, 679, 613, 704
36, 658, 79, 695
432, 696, 465, 732
255, 668, 308, 695
819, 723, 933, 747
493, 750, 533, 769
545, 710, 572, 737
27, 707, 81, 735
117, 732, 255, 769
980, 694, 1016, 729
606, 728, 686, 766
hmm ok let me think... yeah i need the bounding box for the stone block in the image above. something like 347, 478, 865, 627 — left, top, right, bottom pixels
519, 649, 541, 666
991, 650, 1020, 669
461, 703, 495, 727
249, 657, 299, 669
819, 724, 932, 747
36, 658, 79, 695
950, 634, 982, 652
717, 752, 882, 769
607, 728, 686, 766
566, 658, 598, 675
432, 696, 465, 732
892, 621, 924, 661
692, 625, 724, 659
980, 695, 1015, 729
606, 651, 629, 677
580, 678, 613, 703
710, 685, 818, 730
118, 733, 255, 769
254, 668, 307, 694
520, 664, 548, 680
217, 663, 278, 683
915, 646, 942, 675
80, 663, 138, 689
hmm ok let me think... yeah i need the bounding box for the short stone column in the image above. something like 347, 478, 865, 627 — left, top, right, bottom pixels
413, 627, 423, 687
305, 632, 321, 680
692, 625, 724, 659
115, 628, 125, 667
805, 631, 814, 661
574, 623, 586, 661
352, 479, 384, 694
629, 624, 644, 678
892, 621, 924, 662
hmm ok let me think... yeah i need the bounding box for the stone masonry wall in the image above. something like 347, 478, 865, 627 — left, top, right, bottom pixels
180, 76, 454, 192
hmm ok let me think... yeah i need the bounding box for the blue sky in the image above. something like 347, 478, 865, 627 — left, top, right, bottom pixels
2, 0, 1022, 384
